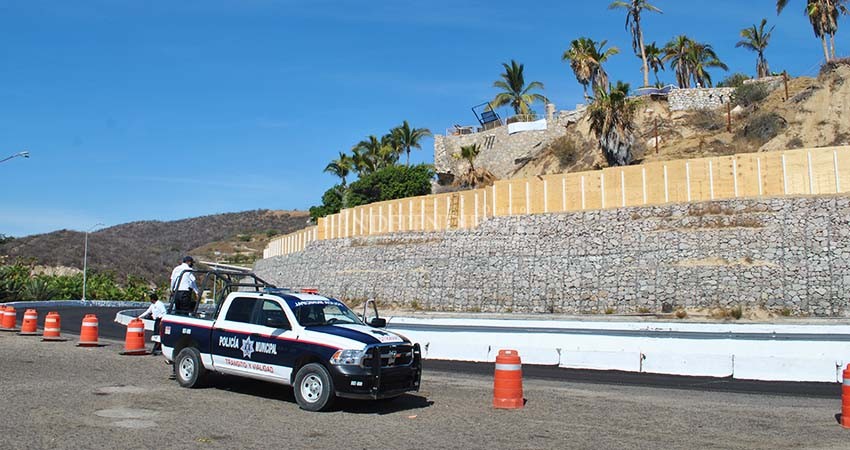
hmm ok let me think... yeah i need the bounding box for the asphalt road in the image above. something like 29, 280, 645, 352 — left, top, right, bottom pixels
4, 305, 841, 398
0, 332, 847, 450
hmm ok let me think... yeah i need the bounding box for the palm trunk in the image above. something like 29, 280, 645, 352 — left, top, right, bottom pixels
406, 148, 410, 167
638, 25, 650, 88
830, 33, 836, 59
822, 35, 831, 62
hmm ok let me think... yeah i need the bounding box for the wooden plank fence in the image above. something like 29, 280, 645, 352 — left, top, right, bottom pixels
265, 146, 850, 257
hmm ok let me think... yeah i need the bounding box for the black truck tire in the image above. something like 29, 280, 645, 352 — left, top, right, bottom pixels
175, 347, 207, 388
293, 363, 336, 412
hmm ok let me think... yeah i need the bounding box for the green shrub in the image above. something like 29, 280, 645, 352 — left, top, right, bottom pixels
310, 164, 434, 221
21, 277, 57, 301
686, 110, 725, 131
733, 83, 770, 107
718, 73, 750, 88
739, 112, 787, 142
730, 305, 743, 320
548, 136, 578, 168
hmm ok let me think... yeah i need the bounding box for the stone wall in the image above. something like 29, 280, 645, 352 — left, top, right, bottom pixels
255, 195, 850, 317
668, 87, 735, 111
433, 107, 586, 184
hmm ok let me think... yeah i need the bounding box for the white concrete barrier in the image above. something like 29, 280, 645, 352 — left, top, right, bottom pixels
386, 317, 850, 383
560, 351, 642, 372
733, 356, 842, 383
115, 309, 850, 382
641, 352, 734, 378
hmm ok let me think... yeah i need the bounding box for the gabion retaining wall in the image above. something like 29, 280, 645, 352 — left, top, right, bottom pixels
255, 195, 850, 317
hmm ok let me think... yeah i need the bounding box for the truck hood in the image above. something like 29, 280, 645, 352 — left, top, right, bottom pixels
302, 323, 408, 348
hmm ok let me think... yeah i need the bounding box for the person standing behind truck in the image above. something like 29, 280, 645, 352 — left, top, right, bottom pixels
170, 256, 200, 315
138, 292, 166, 354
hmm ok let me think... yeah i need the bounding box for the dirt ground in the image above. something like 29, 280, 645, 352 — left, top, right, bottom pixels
1, 332, 847, 450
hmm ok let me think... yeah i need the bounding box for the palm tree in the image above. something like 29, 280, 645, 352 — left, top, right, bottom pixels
663, 35, 693, 88
324, 152, 352, 186
454, 144, 481, 173
588, 81, 640, 166
643, 41, 665, 85
562, 38, 620, 100
737, 19, 776, 78
663, 36, 728, 88
391, 121, 432, 167
352, 135, 399, 174
688, 41, 729, 87
777, 0, 847, 62
451, 144, 494, 188
609, 0, 663, 88
491, 60, 549, 118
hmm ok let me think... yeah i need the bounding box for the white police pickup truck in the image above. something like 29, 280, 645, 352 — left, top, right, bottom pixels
159, 271, 421, 412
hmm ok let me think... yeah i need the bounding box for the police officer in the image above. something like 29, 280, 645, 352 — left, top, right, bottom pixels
138, 292, 166, 355
170, 256, 200, 315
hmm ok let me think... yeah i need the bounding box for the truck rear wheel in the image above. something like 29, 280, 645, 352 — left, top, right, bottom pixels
175, 347, 207, 388
293, 363, 335, 412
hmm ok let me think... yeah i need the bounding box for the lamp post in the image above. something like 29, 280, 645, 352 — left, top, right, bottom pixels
82, 222, 105, 301
0, 151, 30, 164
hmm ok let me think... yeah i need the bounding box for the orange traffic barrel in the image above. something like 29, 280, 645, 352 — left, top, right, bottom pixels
493, 349, 524, 409
18, 309, 39, 335
42, 312, 68, 342
120, 318, 149, 355
0, 305, 18, 331
77, 314, 100, 347
842, 364, 850, 428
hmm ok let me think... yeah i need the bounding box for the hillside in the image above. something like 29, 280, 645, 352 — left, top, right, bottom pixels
513, 61, 850, 178
0, 210, 310, 285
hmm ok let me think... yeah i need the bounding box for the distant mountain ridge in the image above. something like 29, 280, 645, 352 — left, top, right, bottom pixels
0, 210, 310, 284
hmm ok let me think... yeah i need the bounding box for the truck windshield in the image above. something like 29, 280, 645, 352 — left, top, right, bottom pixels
291, 300, 362, 327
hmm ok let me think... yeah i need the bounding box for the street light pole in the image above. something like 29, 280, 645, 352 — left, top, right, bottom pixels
0, 151, 30, 164
82, 222, 105, 301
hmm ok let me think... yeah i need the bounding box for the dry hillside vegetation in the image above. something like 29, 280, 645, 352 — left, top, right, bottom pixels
0, 210, 310, 284
513, 62, 850, 178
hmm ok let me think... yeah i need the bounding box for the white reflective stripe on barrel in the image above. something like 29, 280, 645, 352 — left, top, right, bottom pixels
82, 322, 98, 327
844, 377, 850, 386
24, 315, 37, 320
45, 319, 58, 323
495, 363, 522, 371
128, 327, 144, 333
3, 312, 13, 316
44, 327, 60, 332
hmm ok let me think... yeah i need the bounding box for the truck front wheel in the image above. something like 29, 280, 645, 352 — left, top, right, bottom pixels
175, 347, 207, 388
293, 363, 335, 412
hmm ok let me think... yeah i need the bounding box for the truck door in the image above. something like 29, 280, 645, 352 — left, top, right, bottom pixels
211, 297, 260, 376
248, 299, 298, 382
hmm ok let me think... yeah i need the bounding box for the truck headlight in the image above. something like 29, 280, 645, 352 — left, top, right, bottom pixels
330, 349, 366, 365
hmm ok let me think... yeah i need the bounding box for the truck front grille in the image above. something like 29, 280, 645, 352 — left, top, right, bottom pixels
363, 343, 417, 368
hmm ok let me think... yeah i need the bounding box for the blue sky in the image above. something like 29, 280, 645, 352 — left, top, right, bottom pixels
0, 0, 844, 237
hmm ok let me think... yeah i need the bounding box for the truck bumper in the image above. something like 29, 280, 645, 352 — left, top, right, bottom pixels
331, 343, 422, 400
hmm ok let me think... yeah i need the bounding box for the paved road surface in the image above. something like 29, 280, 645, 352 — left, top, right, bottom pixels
6, 305, 841, 398
0, 332, 846, 449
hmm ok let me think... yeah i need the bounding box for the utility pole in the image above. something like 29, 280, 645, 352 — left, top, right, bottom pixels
783, 71, 789, 101
726, 102, 732, 133
654, 117, 659, 154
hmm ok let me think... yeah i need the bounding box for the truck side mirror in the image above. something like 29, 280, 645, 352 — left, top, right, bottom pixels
369, 317, 387, 328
